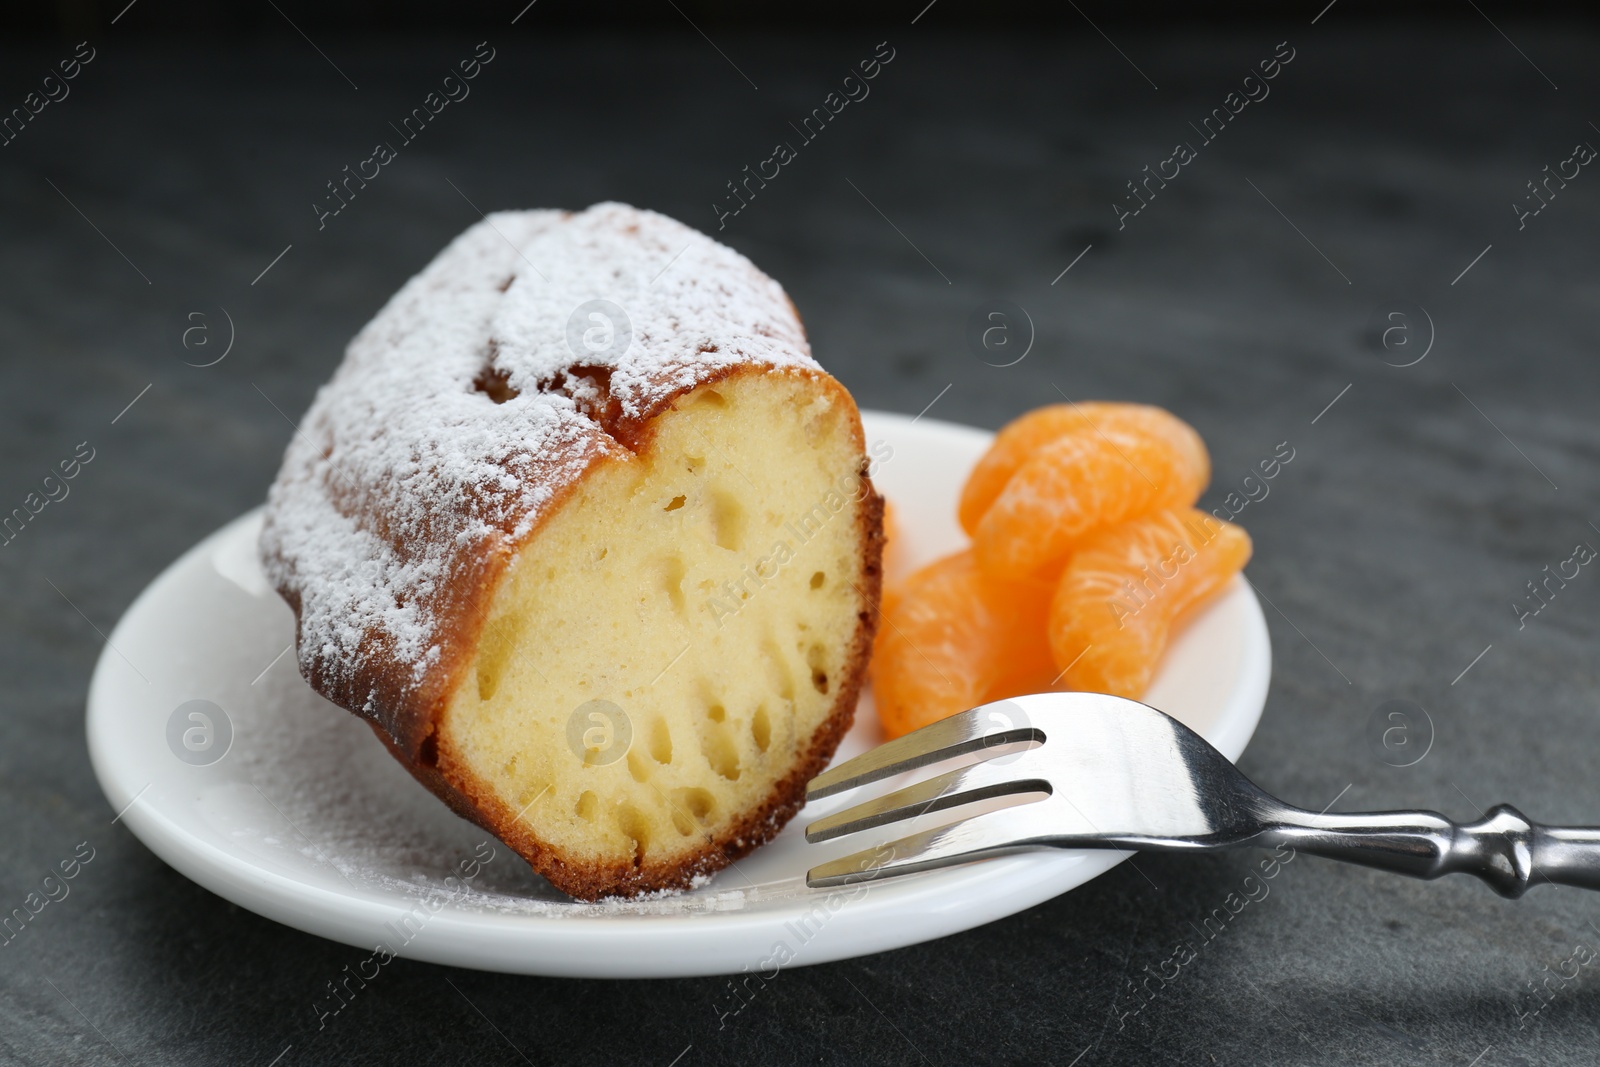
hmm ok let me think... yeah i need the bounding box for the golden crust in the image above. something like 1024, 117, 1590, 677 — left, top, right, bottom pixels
264, 205, 879, 899
280, 365, 882, 900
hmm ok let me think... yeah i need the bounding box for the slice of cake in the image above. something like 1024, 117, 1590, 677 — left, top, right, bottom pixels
260, 203, 883, 899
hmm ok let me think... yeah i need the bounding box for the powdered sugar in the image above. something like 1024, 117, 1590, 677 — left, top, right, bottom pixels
487, 202, 814, 420
259, 203, 819, 713
223, 626, 762, 916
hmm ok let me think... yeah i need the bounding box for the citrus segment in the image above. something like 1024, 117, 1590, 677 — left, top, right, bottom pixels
872, 550, 1058, 739
957, 402, 1117, 534
973, 408, 1209, 581
1048, 508, 1251, 699
879, 498, 912, 620
881, 498, 903, 569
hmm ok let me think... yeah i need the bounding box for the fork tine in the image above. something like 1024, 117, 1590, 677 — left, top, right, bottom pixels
805, 802, 1064, 888
805, 749, 1051, 843
806, 705, 1044, 801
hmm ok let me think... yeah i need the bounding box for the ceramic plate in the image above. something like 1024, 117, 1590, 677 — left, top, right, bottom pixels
87, 410, 1271, 978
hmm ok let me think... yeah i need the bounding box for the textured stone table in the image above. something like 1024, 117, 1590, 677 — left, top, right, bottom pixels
3, 14, 1599, 1066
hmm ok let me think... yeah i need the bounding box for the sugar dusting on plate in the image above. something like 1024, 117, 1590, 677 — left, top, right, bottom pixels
231, 591, 763, 919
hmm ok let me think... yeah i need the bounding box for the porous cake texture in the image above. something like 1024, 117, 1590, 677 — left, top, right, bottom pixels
261, 203, 883, 898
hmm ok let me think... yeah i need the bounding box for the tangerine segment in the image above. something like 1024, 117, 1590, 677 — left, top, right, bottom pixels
879, 499, 911, 619
872, 550, 1058, 739
1048, 508, 1251, 699
876, 502, 915, 601
958, 402, 1118, 534
973, 408, 1210, 581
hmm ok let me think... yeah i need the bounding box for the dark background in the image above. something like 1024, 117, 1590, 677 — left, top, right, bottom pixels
4, 1, 1600, 1064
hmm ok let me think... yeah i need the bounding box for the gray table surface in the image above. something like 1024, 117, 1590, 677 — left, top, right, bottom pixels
3, 15, 1599, 1066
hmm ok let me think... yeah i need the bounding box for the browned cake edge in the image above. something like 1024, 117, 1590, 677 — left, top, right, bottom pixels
282, 363, 884, 899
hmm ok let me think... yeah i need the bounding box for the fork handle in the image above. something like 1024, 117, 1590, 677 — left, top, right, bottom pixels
1265, 803, 1600, 898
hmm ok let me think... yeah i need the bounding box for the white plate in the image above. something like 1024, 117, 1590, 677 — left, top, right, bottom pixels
87, 410, 1270, 978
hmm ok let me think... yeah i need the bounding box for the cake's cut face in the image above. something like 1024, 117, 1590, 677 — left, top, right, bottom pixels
444, 367, 873, 894
259, 203, 882, 899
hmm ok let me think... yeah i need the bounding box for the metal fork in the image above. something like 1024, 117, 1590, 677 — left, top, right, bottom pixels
804, 692, 1600, 896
